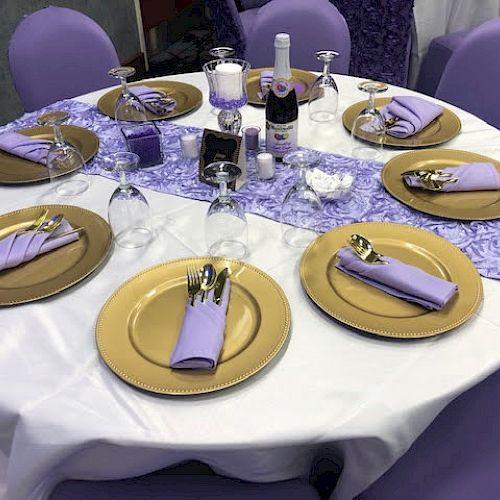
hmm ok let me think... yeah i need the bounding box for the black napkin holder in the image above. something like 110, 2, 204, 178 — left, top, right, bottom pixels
199, 129, 246, 189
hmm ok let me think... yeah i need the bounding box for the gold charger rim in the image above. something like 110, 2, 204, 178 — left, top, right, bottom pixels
382, 149, 500, 220
96, 256, 291, 395
96, 80, 203, 121
0, 204, 112, 305
0, 125, 99, 185
342, 97, 462, 148
300, 222, 483, 339
247, 67, 316, 106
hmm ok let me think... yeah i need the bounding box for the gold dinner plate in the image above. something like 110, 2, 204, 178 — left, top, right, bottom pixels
383, 149, 500, 220
96, 257, 291, 395
0, 126, 99, 185
97, 80, 203, 121
247, 67, 316, 105
0, 205, 112, 305
300, 222, 482, 338
342, 97, 461, 148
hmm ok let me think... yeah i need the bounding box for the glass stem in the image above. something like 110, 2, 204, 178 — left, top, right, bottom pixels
323, 60, 329, 77
120, 77, 129, 97
367, 90, 376, 111
119, 170, 130, 189
297, 167, 307, 187
219, 180, 229, 201
53, 124, 65, 146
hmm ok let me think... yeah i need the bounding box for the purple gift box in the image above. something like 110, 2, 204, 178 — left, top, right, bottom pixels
121, 122, 163, 168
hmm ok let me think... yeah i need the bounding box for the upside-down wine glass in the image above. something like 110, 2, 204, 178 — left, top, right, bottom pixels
106, 152, 152, 248
37, 111, 91, 196
108, 66, 147, 123
350, 81, 388, 160
308, 50, 339, 122
203, 58, 250, 134
204, 161, 248, 259
280, 150, 322, 248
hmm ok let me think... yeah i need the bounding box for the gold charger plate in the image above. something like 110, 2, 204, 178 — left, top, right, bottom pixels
0, 126, 99, 185
247, 67, 316, 105
300, 222, 482, 338
96, 257, 291, 395
0, 205, 112, 305
97, 80, 203, 121
383, 149, 500, 220
342, 97, 461, 148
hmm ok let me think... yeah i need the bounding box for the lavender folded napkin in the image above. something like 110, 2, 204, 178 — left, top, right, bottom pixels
0, 220, 79, 272
257, 71, 305, 100
129, 85, 176, 115
380, 96, 443, 138
170, 282, 231, 370
335, 247, 458, 310
404, 163, 500, 192
0, 131, 51, 165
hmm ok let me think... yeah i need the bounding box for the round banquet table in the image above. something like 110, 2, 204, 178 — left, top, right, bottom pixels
410, 0, 500, 86
1, 72, 500, 500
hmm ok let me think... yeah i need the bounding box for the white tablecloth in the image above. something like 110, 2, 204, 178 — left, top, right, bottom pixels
410, 0, 500, 86
1, 72, 500, 500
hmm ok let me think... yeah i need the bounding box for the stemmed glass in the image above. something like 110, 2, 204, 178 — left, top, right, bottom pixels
106, 152, 152, 248
37, 111, 90, 196
308, 50, 339, 122
280, 150, 322, 248
108, 67, 147, 123
204, 161, 248, 259
350, 81, 388, 160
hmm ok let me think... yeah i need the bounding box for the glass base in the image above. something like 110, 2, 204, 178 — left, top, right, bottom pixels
54, 179, 89, 196
208, 240, 247, 259
114, 227, 152, 248
282, 226, 318, 248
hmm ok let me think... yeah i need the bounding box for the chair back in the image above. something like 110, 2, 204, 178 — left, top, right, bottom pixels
435, 18, 500, 129
9, 6, 120, 112
245, 0, 350, 73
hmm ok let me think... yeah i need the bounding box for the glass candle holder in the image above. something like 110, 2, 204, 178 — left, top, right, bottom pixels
121, 122, 163, 168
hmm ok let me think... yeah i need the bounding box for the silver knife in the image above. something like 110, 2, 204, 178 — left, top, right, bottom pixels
213, 268, 230, 305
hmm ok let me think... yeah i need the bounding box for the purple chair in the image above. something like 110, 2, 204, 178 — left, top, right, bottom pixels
9, 6, 120, 112
206, 0, 351, 74
354, 367, 500, 500
434, 18, 500, 130
416, 28, 471, 97
50, 474, 320, 499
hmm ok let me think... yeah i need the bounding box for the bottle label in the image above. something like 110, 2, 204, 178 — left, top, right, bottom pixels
266, 120, 298, 157
271, 78, 293, 98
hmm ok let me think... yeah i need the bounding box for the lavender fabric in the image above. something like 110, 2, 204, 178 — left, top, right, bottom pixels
5, 99, 500, 280
0, 220, 79, 272
335, 247, 458, 310
405, 163, 500, 192
0, 131, 51, 165
129, 86, 176, 115
381, 97, 444, 138
170, 283, 231, 370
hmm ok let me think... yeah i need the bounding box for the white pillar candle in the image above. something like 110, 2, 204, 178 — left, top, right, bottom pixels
180, 134, 199, 159
256, 152, 275, 180
214, 63, 243, 101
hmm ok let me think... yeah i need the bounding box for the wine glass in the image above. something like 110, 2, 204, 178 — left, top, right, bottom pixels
308, 50, 339, 122
108, 67, 147, 123
204, 161, 248, 259
350, 81, 388, 160
106, 152, 152, 248
37, 111, 91, 196
280, 150, 322, 248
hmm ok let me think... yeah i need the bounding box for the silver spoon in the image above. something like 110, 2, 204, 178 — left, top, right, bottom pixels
199, 264, 217, 303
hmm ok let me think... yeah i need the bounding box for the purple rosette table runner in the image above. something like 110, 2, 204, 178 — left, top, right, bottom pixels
170, 284, 231, 370
0, 131, 51, 164
335, 247, 458, 310
404, 163, 500, 192
4, 98, 500, 280
0, 220, 79, 272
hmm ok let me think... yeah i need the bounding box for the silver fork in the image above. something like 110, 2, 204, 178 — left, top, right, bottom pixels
187, 265, 201, 306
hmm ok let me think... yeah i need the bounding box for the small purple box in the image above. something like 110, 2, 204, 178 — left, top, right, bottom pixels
121, 122, 163, 168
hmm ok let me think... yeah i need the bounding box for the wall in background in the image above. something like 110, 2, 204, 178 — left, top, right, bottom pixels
0, 0, 141, 125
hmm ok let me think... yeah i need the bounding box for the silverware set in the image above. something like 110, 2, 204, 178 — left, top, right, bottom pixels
145, 90, 176, 115
384, 116, 400, 129
187, 263, 230, 306
348, 233, 387, 265
402, 168, 459, 191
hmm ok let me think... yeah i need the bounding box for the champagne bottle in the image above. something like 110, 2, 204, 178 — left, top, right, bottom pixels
265, 33, 298, 161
